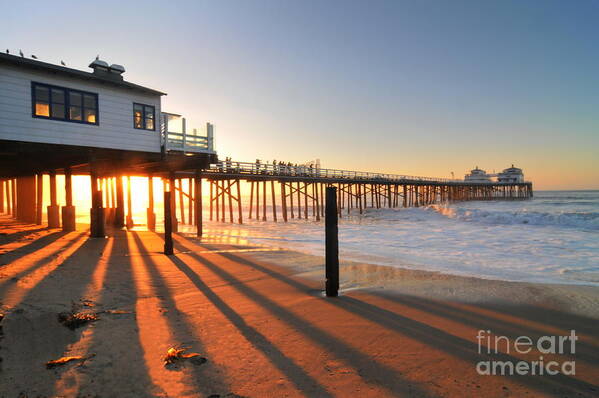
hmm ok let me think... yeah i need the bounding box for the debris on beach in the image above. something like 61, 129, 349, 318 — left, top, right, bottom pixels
57, 311, 98, 330
163, 346, 207, 367
46, 354, 95, 369
98, 309, 132, 315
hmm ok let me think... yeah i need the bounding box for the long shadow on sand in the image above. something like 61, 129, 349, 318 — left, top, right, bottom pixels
0, 234, 110, 397
164, 252, 337, 397
73, 231, 160, 397
203, 247, 599, 397
170, 237, 435, 398
0, 230, 69, 265
370, 292, 599, 365
0, 231, 87, 290
131, 231, 230, 396
0, 226, 49, 243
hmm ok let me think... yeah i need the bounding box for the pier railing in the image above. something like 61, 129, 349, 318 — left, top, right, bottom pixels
161, 113, 215, 154
208, 161, 466, 183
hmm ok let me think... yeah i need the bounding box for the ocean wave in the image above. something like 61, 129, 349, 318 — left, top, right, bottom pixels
427, 205, 599, 230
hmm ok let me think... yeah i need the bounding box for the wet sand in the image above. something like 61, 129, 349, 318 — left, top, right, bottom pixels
0, 215, 598, 397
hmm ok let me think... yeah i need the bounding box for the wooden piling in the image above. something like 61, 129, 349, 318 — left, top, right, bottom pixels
115, 175, 125, 228
236, 179, 243, 224
169, 173, 178, 232
249, 180, 254, 219
62, 167, 76, 231
126, 176, 134, 229
262, 180, 267, 221
0, 179, 4, 214
164, 189, 174, 255
195, 170, 203, 236
271, 180, 277, 222
281, 182, 288, 222
210, 180, 214, 221
325, 187, 339, 297
47, 170, 60, 228
188, 178, 193, 225
35, 173, 43, 224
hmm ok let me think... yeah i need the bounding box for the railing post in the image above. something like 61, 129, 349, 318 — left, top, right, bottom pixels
182, 117, 187, 152
207, 122, 214, 152
325, 187, 339, 297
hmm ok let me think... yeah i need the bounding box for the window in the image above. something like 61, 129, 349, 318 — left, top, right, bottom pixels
133, 103, 155, 131
32, 82, 98, 125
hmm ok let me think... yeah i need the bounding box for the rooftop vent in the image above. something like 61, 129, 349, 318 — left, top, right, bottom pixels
88, 58, 125, 81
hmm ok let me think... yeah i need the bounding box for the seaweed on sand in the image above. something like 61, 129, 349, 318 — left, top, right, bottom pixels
58, 311, 98, 330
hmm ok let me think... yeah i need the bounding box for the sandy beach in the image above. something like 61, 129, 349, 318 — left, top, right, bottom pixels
0, 215, 598, 397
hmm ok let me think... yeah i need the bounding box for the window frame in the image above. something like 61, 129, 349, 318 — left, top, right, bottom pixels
133, 102, 156, 131
31, 81, 99, 126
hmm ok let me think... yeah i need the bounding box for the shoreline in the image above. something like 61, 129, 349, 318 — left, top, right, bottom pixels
232, 243, 599, 319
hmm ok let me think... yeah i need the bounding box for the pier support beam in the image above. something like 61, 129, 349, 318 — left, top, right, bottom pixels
126, 176, 134, 229
115, 175, 125, 228
90, 169, 105, 238
16, 175, 37, 223
195, 171, 203, 237
61, 166, 76, 231
164, 188, 174, 255
0, 179, 4, 214
35, 174, 43, 224
47, 171, 60, 228
169, 173, 178, 232
147, 175, 156, 231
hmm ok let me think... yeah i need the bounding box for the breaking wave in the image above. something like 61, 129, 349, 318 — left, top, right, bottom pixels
428, 205, 599, 230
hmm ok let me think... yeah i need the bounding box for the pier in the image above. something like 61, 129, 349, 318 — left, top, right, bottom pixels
0, 159, 533, 238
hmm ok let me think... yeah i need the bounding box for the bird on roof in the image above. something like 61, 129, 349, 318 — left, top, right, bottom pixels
19, 49, 24, 57
61, 60, 66, 66
31, 54, 37, 59
5, 49, 8, 54
95, 54, 99, 60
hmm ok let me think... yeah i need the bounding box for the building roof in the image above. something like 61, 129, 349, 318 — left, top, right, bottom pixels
0, 52, 166, 96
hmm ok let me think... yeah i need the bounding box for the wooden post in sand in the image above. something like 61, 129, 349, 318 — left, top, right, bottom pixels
164, 188, 174, 255
325, 187, 339, 297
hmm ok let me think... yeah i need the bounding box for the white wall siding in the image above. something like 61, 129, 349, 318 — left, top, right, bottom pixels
0, 64, 162, 153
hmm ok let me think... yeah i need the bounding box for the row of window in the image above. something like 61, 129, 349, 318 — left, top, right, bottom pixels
31, 82, 155, 131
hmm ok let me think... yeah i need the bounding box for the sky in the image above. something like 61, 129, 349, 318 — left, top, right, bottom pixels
2, 0, 598, 190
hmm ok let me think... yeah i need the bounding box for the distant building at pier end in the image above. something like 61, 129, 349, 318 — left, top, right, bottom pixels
465, 165, 525, 184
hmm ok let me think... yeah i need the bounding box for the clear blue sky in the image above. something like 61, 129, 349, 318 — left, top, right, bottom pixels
3, 0, 598, 189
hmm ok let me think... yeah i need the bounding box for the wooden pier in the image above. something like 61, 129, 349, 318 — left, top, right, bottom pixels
0, 159, 533, 237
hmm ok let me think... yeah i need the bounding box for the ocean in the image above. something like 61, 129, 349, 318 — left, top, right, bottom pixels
196, 190, 599, 286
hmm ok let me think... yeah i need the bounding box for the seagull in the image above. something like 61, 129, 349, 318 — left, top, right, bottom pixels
31, 54, 37, 59
95, 54, 99, 60
5, 49, 8, 54
60, 60, 66, 66
19, 49, 23, 57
